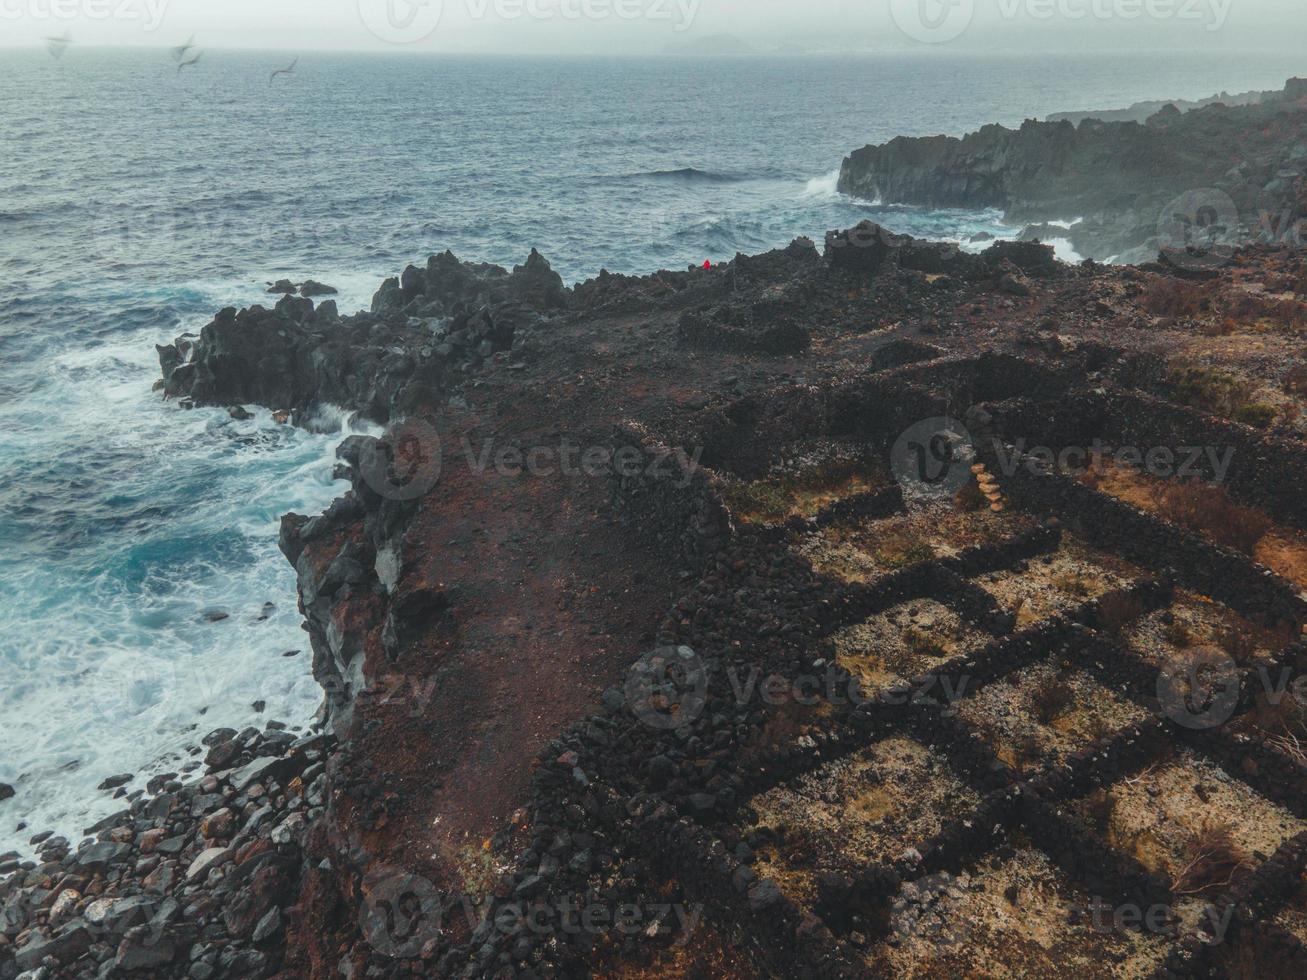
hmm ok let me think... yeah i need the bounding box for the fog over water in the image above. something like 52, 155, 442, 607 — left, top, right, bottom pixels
2, 0, 1306, 54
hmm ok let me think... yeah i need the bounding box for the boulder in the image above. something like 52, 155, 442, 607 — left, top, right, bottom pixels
75, 840, 131, 871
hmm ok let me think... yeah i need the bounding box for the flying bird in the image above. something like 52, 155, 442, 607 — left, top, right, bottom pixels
172, 35, 196, 62
177, 51, 202, 74
45, 31, 72, 60
269, 58, 298, 85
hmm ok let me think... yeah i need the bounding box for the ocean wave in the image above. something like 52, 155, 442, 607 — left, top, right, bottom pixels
601, 167, 753, 184
800, 169, 843, 200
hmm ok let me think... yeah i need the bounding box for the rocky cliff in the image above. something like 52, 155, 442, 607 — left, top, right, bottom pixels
1044, 83, 1279, 126
839, 78, 1307, 262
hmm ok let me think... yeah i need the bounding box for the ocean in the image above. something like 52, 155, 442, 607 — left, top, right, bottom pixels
1, 47, 1303, 853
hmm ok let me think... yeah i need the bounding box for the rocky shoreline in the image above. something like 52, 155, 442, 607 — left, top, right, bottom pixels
838, 77, 1307, 264
5, 77, 1307, 973
3, 224, 1306, 974
1, 719, 334, 978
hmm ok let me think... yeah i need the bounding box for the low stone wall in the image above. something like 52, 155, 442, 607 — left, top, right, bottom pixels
609, 422, 731, 572
984, 384, 1307, 531
1158, 830, 1307, 977
645, 819, 868, 978
993, 445, 1307, 630
675, 309, 811, 356
1103, 388, 1307, 530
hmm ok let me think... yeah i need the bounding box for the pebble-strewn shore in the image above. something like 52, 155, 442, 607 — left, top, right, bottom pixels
1, 723, 333, 978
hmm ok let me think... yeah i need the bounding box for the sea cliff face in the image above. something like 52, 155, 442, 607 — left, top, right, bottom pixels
839, 78, 1307, 262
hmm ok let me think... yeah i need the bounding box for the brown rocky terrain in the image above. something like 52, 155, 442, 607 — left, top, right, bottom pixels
4, 221, 1307, 978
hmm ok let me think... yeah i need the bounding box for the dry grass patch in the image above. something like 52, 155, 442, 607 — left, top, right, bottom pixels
1081, 460, 1283, 559
744, 737, 980, 910
1074, 749, 1306, 890
957, 664, 1148, 775
977, 539, 1140, 628
1172, 820, 1254, 897
721, 448, 888, 525
863, 844, 1180, 979
1151, 481, 1272, 555
832, 600, 988, 696
1123, 596, 1285, 670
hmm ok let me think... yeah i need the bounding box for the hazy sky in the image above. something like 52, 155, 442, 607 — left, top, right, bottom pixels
2, 0, 1306, 54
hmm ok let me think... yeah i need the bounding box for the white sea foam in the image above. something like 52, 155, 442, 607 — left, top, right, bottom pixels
1043, 237, 1086, 264
801, 170, 843, 200
0, 297, 361, 855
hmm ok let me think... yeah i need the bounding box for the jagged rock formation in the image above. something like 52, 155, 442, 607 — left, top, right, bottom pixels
157, 249, 568, 422
839, 78, 1307, 262
1044, 83, 1285, 126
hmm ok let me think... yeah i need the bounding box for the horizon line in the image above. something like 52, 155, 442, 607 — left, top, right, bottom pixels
3, 42, 1305, 58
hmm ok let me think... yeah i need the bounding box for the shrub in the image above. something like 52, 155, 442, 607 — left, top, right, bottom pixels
1286, 365, 1307, 396
1217, 626, 1261, 667
1083, 788, 1118, 832
1151, 481, 1272, 555
722, 481, 791, 523
1031, 674, 1076, 725
1166, 366, 1255, 418
1234, 403, 1277, 429
1173, 821, 1253, 896
1222, 288, 1307, 332
1096, 590, 1146, 635
1012, 730, 1045, 770
954, 480, 986, 513
904, 628, 948, 659
1142, 278, 1215, 317
1162, 619, 1195, 648
1052, 572, 1095, 597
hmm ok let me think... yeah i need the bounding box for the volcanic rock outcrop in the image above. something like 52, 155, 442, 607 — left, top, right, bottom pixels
839, 78, 1307, 263
157, 249, 568, 422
